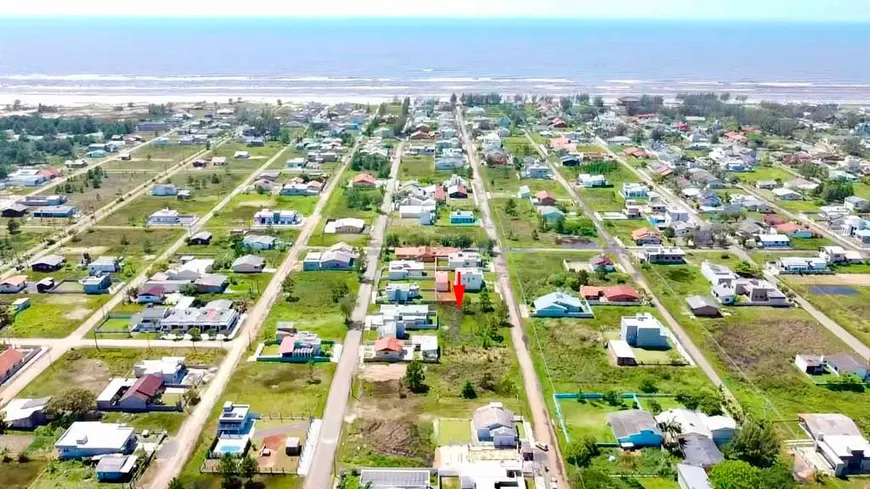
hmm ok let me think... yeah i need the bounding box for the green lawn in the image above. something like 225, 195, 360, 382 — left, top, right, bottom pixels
482, 165, 569, 199
400, 155, 436, 180
437, 419, 472, 445
782, 276, 870, 347
6, 294, 112, 338
101, 170, 255, 226
259, 270, 360, 341
209, 193, 319, 228
728, 166, 795, 184
490, 198, 598, 249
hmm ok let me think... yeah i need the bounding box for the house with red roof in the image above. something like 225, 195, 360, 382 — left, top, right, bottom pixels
373, 337, 405, 362
435, 271, 450, 292
0, 275, 28, 294
351, 173, 377, 188
724, 131, 747, 143
533, 190, 557, 206
589, 254, 615, 272
579, 285, 641, 303
137, 285, 166, 304
631, 228, 662, 245
774, 222, 815, 238
117, 374, 166, 411
434, 186, 447, 202
0, 346, 25, 384
623, 147, 650, 159
763, 214, 788, 226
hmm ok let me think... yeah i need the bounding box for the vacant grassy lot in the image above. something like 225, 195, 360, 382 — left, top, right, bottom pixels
102, 169, 254, 226
43, 169, 167, 214
491, 198, 599, 249
386, 219, 490, 248
728, 166, 794, 184
783, 276, 870, 347
259, 270, 360, 341
400, 155, 436, 180
641, 260, 870, 431
211, 141, 286, 170
481, 165, 569, 199
0, 229, 51, 260
208, 192, 319, 229
5, 294, 112, 338
179, 361, 334, 489
507, 251, 630, 304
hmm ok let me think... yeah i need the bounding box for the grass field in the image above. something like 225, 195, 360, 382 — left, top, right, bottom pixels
783, 276, 870, 347
46, 169, 165, 214
490, 198, 599, 249
211, 141, 286, 170
400, 155, 436, 180
641, 258, 870, 431
728, 166, 795, 184
5, 294, 113, 337
208, 193, 319, 228
481, 165, 569, 199
101, 169, 255, 226
259, 270, 360, 341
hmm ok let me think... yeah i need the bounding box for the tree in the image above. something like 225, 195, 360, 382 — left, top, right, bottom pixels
339, 294, 355, 324
0, 307, 12, 330
189, 327, 201, 342
239, 454, 257, 482
168, 477, 185, 489
6, 219, 20, 235
602, 390, 621, 406
183, 388, 201, 408
385, 233, 400, 248
47, 387, 96, 422
660, 419, 683, 446
709, 460, 760, 489
566, 435, 599, 467
724, 419, 781, 468
504, 198, 517, 216
735, 261, 760, 278
639, 379, 658, 393
403, 359, 426, 393
219, 452, 239, 488
647, 400, 663, 415
0, 412, 7, 434
478, 288, 493, 312
461, 380, 477, 399
531, 229, 539, 241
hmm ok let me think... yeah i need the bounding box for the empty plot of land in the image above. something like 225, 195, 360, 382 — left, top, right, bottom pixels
786, 274, 870, 286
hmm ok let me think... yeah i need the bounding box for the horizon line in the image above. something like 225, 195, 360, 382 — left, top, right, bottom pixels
0, 15, 869, 23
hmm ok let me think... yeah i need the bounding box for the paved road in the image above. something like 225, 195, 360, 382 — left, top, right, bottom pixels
457, 112, 570, 489
146, 140, 362, 489
525, 132, 737, 404
0, 138, 223, 280
304, 141, 404, 489
732, 246, 870, 360
0, 140, 270, 405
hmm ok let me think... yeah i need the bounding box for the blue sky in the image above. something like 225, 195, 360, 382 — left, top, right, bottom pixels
1, 0, 868, 21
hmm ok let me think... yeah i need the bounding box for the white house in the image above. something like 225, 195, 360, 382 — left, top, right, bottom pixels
772, 187, 803, 201
254, 209, 302, 227
151, 184, 177, 197
454, 267, 484, 291
388, 261, 426, 280
757, 234, 791, 248
776, 256, 830, 274
700, 261, 737, 286
620, 182, 649, 199
447, 251, 481, 270
55, 422, 137, 460
577, 174, 608, 188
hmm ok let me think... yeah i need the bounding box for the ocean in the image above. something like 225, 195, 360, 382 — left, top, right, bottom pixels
0, 18, 869, 104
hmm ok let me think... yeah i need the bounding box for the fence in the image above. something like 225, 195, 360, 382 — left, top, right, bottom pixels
552, 392, 678, 443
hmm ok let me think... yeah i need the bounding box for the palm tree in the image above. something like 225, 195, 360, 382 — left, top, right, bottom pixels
660, 420, 683, 447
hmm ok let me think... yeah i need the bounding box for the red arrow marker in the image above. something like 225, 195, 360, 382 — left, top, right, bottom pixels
454, 270, 466, 308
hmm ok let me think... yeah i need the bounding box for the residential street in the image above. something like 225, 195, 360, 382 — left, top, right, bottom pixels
303, 141, 404, 489
458, 109, 570, 489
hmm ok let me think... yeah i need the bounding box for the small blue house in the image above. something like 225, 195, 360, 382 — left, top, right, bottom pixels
82, 274, 112, 294
33, 205, 77, 218
532, 291, 594, 318
537, 206, 565, 223
609, 410, 663, 448
449, 210, 476, 225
